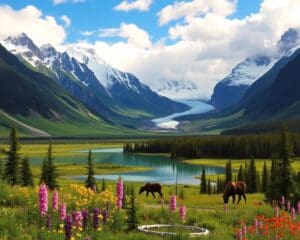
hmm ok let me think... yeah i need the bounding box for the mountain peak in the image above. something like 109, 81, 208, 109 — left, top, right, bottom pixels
278, 28, 300, 53
40, 44, 58, 58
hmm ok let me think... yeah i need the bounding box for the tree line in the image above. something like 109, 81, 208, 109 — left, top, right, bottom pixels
199, 125, 300, 205
0, 126, 106, 192
124, 133, 300, 159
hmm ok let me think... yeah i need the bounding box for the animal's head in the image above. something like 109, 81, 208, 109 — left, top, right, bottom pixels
139, 186, 145, 194
222, 194, 229, 204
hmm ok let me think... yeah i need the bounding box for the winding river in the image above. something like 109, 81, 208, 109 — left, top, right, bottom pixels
152, 100, 214, 129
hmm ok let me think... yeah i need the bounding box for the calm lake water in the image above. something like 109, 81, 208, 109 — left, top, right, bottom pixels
31, 148, 224, 185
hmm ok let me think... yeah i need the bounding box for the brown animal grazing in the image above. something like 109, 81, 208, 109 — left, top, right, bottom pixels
223, 181, 246, 204
139, 183, 163, 198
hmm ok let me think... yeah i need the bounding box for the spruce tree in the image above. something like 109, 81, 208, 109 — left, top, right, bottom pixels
277, 125, 295, 199
40, 141, 58, 190
200, 166, 207, 194
127, 185, 138, 230
40, 159, 47, 184
85, 150, 96, 189
262, 161, 269, 193
207, 179, 212, 194
101, 178, 106, 192
4, 126, 21, 185
20, 156, 34, 186
237, 164, 244, 181
247, 157, 257, 193
225, 160, 232, 183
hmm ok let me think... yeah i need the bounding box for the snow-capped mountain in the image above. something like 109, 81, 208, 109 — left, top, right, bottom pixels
1, 33, 188, 126
211, 28, 300, 110
156, 79, 200, 100
66, 45, 188, 115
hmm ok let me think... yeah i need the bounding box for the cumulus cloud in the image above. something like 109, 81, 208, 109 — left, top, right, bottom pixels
61, 15, 71, 28
78, 0, 300, 100
158, 0, 237, 25
99, 23, 152, 49
53, 0, 85, 5
0, 4, 66, 46
114, 0, 153, 12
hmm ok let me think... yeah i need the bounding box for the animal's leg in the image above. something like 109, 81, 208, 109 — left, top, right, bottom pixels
146, 191, 149, 197
158, 191, 163, 198
232, 194, 236, 204
151, 192, 156, 198
242, 193, 247, 204
237, 194, 241, 204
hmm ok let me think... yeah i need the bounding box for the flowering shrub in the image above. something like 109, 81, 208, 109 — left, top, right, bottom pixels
62, 184, 116, 210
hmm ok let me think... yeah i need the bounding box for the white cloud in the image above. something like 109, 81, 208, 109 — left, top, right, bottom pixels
80, 30, 95, 37
114, 0, 153, 12
77, 0, 300, 99
0, 5, 66, 46
158, 0, 237, 25
99, 23, 152, 49
61, 15, 71, 28
53, 0, 85, 5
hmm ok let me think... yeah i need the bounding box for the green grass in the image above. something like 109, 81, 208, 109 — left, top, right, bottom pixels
0, 179, 286, 240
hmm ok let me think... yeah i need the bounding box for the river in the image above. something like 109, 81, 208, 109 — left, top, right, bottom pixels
152, 100, 214, 129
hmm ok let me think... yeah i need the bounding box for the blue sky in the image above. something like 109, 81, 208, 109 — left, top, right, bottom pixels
1, 0, 297, 99
0, 0, 262, 44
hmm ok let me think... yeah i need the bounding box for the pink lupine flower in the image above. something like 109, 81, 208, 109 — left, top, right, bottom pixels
236, 229, 242, 240
275, 206, 280, 218
116, 177, 124, 209
169, 196, 177, 211
242, 224, 247, 237
52, 190, 58, 211
287, 201, 291, 211
291, 207, 296, 221
74, 211, 83, 227
59, 203, 67, 221
281, 196, 285, 206
39, 183, 48, 216
258, 221, 263, 236
179, 205, 186, 221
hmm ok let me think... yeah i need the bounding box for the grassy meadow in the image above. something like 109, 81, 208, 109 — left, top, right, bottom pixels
1, 142, 300, 239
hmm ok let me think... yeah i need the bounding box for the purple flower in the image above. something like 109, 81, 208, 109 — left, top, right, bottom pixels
287, 201, 291, 211
64, 214, 73, 240
179, 205, 186, 221
39, 183, 48, 216
59, 203, 67, 221
102, 209, 108, 224
93, 208, 100, 229
281, 196, 285, 206
291, 207, 296, 221
82, 209, 89, 230
236, 229, 242, 240
116, 177, 124, 209
169, 196, 177, 212
297, 201, 300, 214
52, 190, 58, 211
74, 211, 83, 227
242, 224, 247, 237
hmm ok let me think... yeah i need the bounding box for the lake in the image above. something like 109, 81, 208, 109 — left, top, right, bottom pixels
31, 148, 225, 185
152, 100, 214, 129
